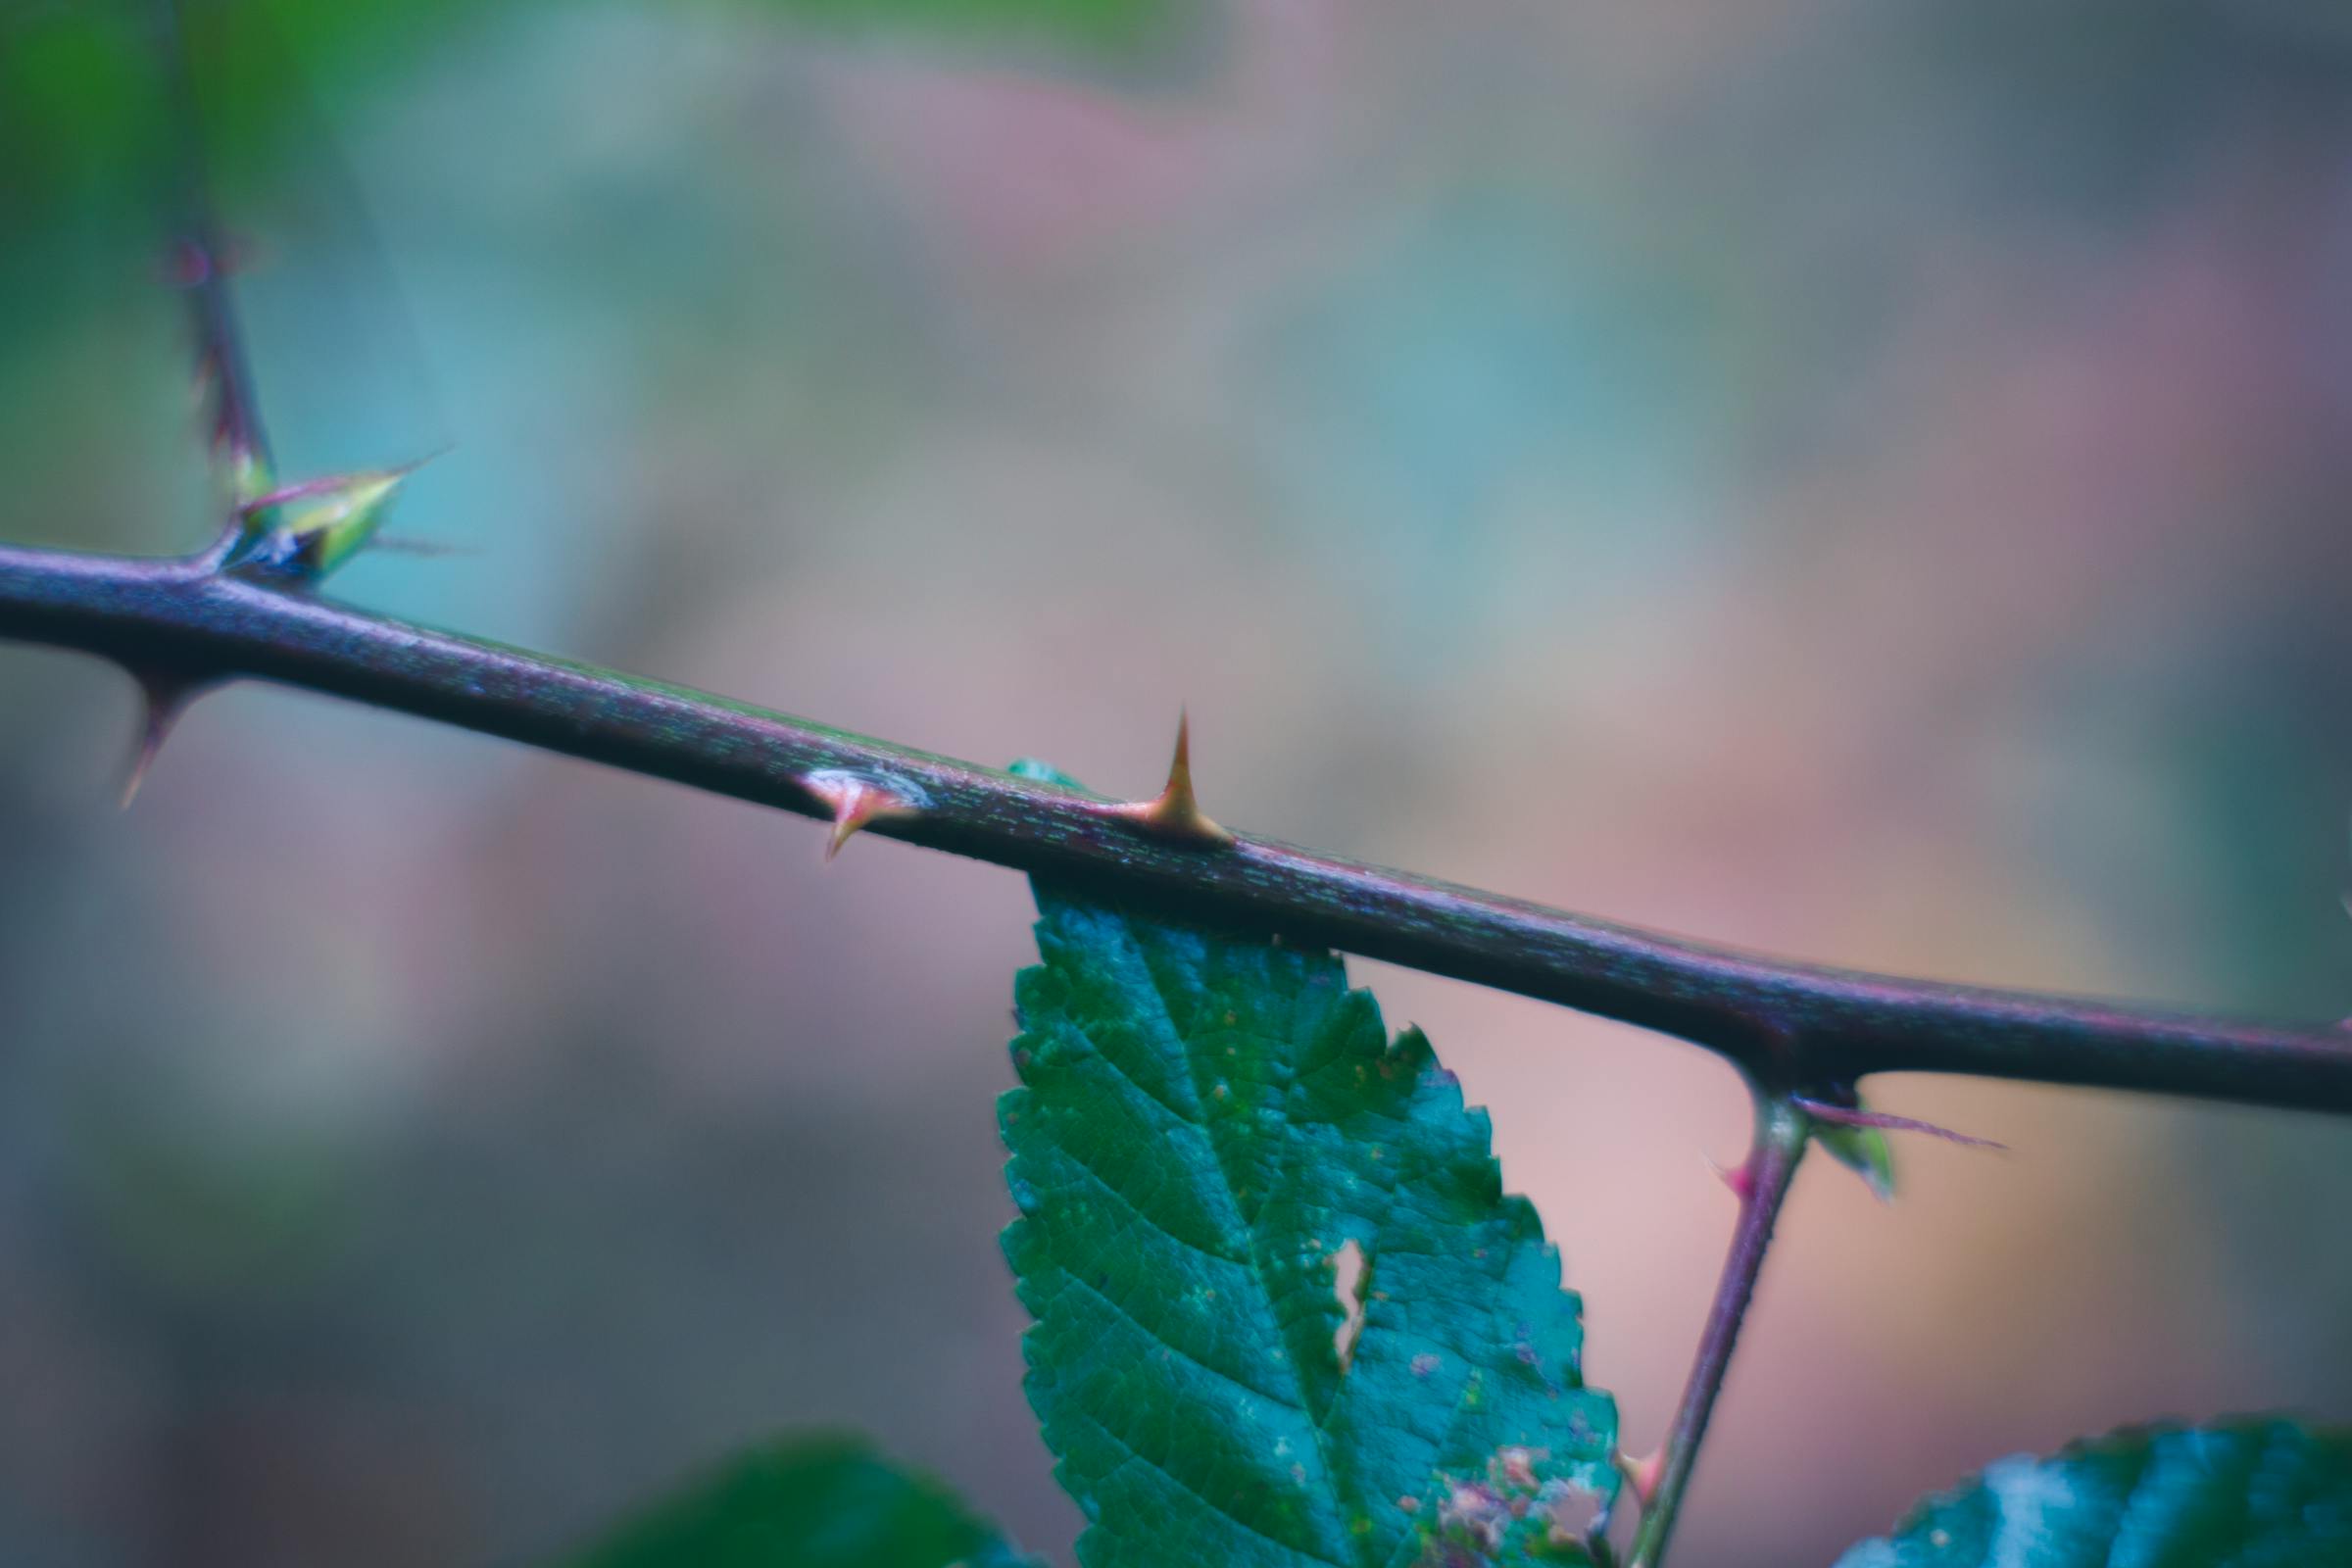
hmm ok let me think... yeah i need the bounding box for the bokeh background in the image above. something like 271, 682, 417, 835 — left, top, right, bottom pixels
4, 1, 2352, 1563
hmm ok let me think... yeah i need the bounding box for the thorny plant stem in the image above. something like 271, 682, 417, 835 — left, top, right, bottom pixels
3, 540, 2351, 1117
1628, 1093, 1810, 1568
156, 0, 273, 514
48, 15, 2345, 1565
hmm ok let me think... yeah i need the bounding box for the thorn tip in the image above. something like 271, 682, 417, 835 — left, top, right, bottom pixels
119, 671, 205, 809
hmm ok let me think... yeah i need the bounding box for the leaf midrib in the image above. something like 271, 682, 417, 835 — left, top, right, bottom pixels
1123, 925, 1365, 1568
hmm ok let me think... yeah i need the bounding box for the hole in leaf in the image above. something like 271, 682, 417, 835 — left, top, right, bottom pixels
1541, 1476, 1610, 1546
1332, 1239, 1367, 1372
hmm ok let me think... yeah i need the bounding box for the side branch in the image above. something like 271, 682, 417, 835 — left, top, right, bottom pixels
156, 0, 274, 531
4, 542, 2351, 1114
1627, 1093, 1809, 1568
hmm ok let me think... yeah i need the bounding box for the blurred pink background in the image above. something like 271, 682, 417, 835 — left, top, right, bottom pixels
3, 2, 2351, 1563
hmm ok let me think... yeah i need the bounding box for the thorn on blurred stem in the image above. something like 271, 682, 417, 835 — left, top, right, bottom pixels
1619, 1447, 1666, 1509
1104, 710, 1234, 846
803, 770, 923, 861
119, 669, 212, 809
1707, 1155, 1755, 1203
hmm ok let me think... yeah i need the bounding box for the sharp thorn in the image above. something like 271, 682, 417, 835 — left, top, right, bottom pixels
120, 734, 164, 810
119, 671, 207, 809
826, 806, 867, 860
1708, 1155, 1755, 1202
1618, 1446, 1666, 1508
1104, 708, 1235, 846
802, 770, 922, 862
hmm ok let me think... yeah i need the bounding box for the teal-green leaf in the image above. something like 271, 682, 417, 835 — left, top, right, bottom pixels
1000, 881, 1620, 1568
1836, 1419, 2352, 1568
561, 1433, 1033, 1568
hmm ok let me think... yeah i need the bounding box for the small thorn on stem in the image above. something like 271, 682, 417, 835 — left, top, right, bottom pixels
1708, 1155, 1755, 1202
1791, 1097, 2006, 1152
802, 770, 923, 861
120, 670, 208, 809
1619, 1447, 1666, 1509
1103, 709, 1235, 846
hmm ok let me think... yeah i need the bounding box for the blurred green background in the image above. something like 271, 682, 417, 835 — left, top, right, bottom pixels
3, 1, 2352, 1564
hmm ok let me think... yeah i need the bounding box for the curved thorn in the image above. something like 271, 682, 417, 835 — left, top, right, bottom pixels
801, 770, 922, 861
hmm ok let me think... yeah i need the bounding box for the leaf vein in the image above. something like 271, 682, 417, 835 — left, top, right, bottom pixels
1061, 1010, 1203, 1130
1062, 1269, 1297, 1413
1053, 1136, 1246, 1270
1118, 926, 1364, 1564
1066, 1407, 1348, 1568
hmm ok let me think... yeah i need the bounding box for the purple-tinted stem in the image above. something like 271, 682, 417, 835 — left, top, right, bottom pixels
156, 0, 272, 533
1627, 1094, 1811, 1568
3, 543, 2352, 1116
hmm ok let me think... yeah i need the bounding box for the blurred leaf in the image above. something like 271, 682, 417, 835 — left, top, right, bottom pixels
562, 1433, 1033, 1568
1000, 850, 1619, 1567
730, 0, 1179, 52
0, 0, 1183, 217
73, 1118, 357, 1311
1837, 1419, 2352, 1568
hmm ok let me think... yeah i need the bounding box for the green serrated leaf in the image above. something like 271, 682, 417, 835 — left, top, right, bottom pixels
1836, 1418, 2352, 1568
560, 1432, 1034, 1568
1001, 881, 1619, 1568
